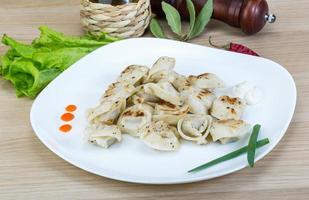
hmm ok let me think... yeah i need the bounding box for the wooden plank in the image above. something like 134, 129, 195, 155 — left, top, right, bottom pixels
0, 0, 308, 199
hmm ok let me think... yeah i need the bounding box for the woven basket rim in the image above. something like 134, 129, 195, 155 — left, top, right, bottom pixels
82, 0, 140, 8
80, 0, 151, 38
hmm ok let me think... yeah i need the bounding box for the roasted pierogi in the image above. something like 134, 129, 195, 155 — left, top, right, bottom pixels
210, 119, 251, 144
143, 81, 182, 105
85, 56, 252, 151
154, 100, 189, 115
171, 72, 191, 92
188, 73, 225, 89
101, 82, 136, 103
87, 98, 126, 125
146, 56, 175, 83
129, 85, 160, 105
117, 104, 153, 137
211, 96, 245, 120
177, 114, 213, 144
85, 124, 122, 148
152, 100, 190, 125
139, 121, 180, 151
181, 87, 216, 114
117, 65, 149, 86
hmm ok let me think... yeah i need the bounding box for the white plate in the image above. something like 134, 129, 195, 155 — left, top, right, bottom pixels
30, 38, 296, 184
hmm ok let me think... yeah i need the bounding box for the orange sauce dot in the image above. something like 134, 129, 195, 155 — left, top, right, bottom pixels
66, 104, 77, 112
59, 124, 72, 133
61, 113, 75, 121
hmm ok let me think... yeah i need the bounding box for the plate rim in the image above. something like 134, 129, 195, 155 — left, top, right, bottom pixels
30, 38, 297, 184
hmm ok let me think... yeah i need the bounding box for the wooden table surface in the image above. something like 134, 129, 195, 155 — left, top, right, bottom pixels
0, 0, 308, 199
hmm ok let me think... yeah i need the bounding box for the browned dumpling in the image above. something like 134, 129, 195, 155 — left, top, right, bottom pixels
181, 87, 216, 114
130, 85, 160, 105
139, 121, 180, 151
100, 82, 136, 103
145, 56, 175, 83
210, 96, 245, 120
87, 98, 126, 125
210, 119, 251, 144
188, 73, 225, 89
154, 100, 189, 115
117, 104, 153, 137
85, 56, 253, 151
152, 99, 190, 125
171, 72, 191, 92
177, 114, 213, 145
143, 80, 182, 105
117, 65, 149, 86
85, 124, 122, 148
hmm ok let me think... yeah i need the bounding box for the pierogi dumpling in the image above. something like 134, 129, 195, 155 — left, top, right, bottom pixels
171, 72, 191, 92
130, 85, 160, 105
85, 124, 122, 148
177, 114, 213, 144
211, 96, 245, 120
210, 119, 251, 144
139, 121, 180, 151
181, 87, 216, 114
145, 56, 175, 83
85, 56, 253, 151
143, 80, 182, 105
117, 104, 153, 137
117, 65, 149, 86
101, 82, 136, 103
87, 98, 126, 125
188, 73, 225, 89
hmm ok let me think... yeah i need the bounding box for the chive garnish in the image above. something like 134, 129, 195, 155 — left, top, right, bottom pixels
188, 138, 269, 173
247, 124, 261, 167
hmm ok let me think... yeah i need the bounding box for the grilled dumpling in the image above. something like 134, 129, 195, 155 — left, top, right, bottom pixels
146, 56, 175, 83
130, 86, 160, 105
210, 119, 251, 144
188, 73, 225, 89
139, 121, 180, 151
181, 87, 216, 114
152, 114, 184, 126
211, 96, 245, 120
87, 98, 126, 125
154, 100, 189, 115
171, 72, 191, 92
117, 104, 153, 137
144, 81, 182, 105
177, 114, 213, 144
117, 65, 149, 86
101, 82, 136, 103
85, 124, 122, 148
152, 99, 190, 125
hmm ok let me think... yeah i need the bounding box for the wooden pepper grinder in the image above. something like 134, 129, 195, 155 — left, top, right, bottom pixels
150, 0, 276, 35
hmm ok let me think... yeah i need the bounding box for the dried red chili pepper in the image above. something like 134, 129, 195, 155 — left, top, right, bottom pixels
208, 36, 259, 57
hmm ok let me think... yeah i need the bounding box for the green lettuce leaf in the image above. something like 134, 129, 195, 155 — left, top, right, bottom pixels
32, 26, 120, 48
32, 47, 93, 71
0, 26, 120, 98
2, 34, 36, 59
7, 58, 61, 97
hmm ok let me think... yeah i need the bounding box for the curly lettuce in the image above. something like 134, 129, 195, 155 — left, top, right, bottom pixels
0, 26, 120, 98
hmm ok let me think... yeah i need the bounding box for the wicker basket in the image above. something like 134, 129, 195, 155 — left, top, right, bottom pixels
80, 0, 151, 38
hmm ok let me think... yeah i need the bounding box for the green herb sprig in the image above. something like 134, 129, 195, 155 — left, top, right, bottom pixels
188, 138, 269, 173
247, 124, 261, 167
150, 0, 213, 41
188, 124, 269, 173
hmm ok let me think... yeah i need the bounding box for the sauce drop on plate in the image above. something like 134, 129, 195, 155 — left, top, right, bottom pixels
59, 124, 72, 133
61, 113, 75, 121
66, 104, 77, 112
59, 104, 77, 133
